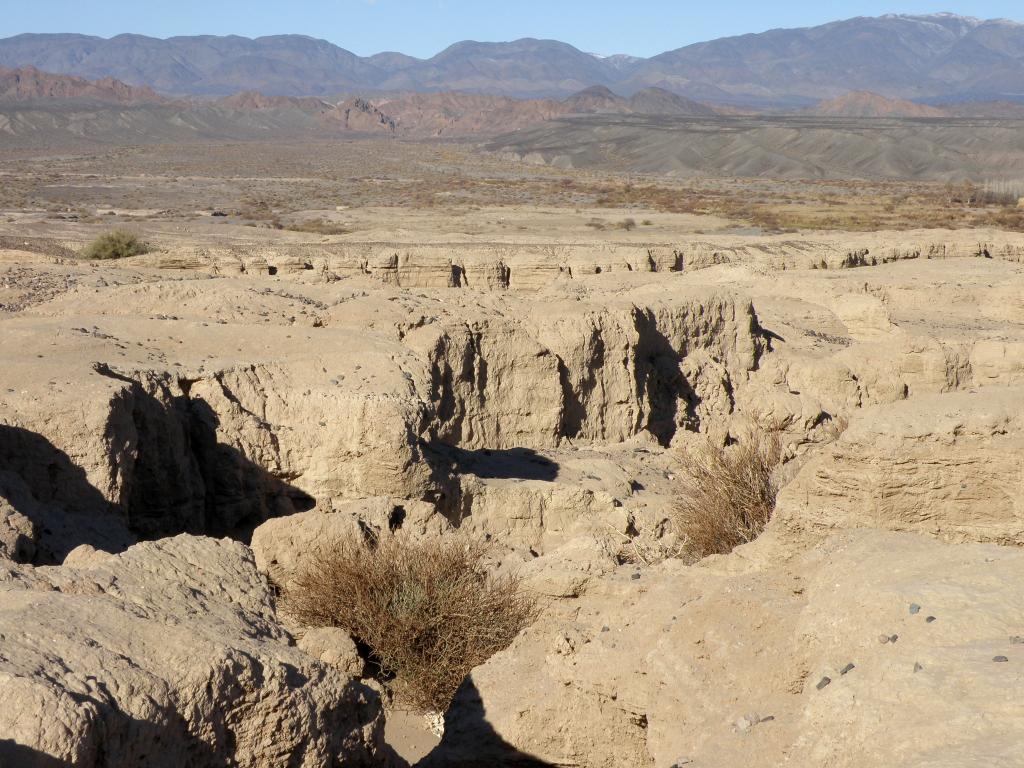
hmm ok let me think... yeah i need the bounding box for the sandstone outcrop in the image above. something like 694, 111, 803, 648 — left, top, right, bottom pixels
774, 388, 1024, 546
426, 530, 1024, 768
0, 535, 383, 767
1, 251, 765, 563
7, 227, 1024, 764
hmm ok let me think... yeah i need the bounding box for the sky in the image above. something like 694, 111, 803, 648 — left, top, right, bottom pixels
1, 1, 1022, 58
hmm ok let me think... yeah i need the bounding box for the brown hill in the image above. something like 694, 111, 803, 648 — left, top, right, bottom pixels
0, 66, 728, 141
218, 91, 332, 114
809, 91, 950, 118
367, 92, 564, 136
333, 97, 398, 133
561, 85, 630, 114
0, 66, 166, 105
628, 87, 720, 116
348, 87, 722, 137
942, 100, 1024, 118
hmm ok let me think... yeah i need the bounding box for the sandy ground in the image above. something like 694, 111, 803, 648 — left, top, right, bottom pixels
386, 711, 442, 764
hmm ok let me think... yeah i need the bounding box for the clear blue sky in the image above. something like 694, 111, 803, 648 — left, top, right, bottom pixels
1, 1, 1021, 58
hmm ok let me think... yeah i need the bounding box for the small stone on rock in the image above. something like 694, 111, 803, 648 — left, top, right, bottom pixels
631, 572, 641, 580
878, 635, 891, 645
889, 634, 899, 643
926, 616, 936, 623
816, 676, 832, 691
993, 656, 1010, 663
840, 663, 855, 675
735, 716, 755, 732
909, 604, 921, 615
913, 662, 923, 673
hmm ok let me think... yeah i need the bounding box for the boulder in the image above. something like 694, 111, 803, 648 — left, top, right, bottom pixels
298, 627, 366, 678
0, 536, 384, 767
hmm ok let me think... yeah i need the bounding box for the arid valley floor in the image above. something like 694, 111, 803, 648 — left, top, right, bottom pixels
4, 127, 1024, 767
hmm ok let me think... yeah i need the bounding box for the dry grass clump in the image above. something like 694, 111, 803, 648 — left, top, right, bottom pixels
283, 534, 538, 713
82, 229, 148, 260
284, 217, 351, 235
673, 425, 783, 559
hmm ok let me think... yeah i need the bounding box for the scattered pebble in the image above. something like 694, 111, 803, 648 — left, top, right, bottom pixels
878, 635, 891, 645
993, 656, 1010, 663
914, 662, 923, 673
816, 676, 831, 691
601, 626, 610, 633
631, 572, 641, 580
734, 713, 769, 732
909, 604, 921, 615
735, 715, 756, 732
889, 634, 899, 643
926, 616, 937, 623
840, 663, 855, 675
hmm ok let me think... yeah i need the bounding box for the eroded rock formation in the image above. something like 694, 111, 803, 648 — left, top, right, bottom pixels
5, 227, 1024, 764
0, 536, 383, 766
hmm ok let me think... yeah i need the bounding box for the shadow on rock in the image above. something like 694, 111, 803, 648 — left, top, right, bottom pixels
634, 308, 688, 446
0, 700, 225, 768
424, 442, 559, 483
0, 424, 133, 564
0, 381, 316, 563
0, 741, 72, 768
417, 678, 553, 767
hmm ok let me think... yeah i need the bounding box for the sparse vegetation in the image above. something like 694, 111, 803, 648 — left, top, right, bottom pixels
283, 217, 351, 235
284, 533, 538, 713
82, 229, 149, 260
673, 425, 783, 559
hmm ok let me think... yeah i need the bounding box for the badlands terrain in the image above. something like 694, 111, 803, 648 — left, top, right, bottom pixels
3, 110, 1024, 766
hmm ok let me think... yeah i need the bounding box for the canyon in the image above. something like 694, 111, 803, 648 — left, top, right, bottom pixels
4, 216, 1024, 763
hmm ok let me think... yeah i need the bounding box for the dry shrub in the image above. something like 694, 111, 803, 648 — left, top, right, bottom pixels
284, 217, 351, 235
673, 425, 783, 559
283, 534, 538, 713
82, 229, 148, 260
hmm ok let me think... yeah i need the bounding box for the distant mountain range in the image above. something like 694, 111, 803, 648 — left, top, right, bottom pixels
1, 14, 1023, 104
0, 67, 731, 145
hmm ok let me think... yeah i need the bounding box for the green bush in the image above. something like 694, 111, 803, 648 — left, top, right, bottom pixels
83, 230, 149, 260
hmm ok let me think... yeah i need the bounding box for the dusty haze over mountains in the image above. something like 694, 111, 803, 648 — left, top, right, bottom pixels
1, 13, 1023, 104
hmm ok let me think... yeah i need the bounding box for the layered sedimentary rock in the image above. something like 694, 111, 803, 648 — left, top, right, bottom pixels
774, 388, 1024, 545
